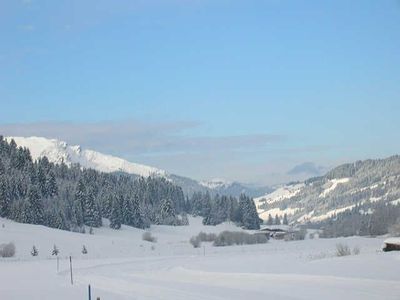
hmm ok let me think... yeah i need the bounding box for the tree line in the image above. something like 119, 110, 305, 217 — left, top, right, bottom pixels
0, 136, 260, 231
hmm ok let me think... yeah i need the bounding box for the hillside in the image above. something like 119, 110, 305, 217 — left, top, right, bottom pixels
256, 156, 400, 230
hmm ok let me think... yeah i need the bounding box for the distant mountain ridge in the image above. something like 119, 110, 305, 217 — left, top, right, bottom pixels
7, 136, 269, 197
255, 155, 400, 224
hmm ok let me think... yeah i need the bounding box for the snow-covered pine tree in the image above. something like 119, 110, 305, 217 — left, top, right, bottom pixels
283, 213, 288, 225
27, 185, 44, 225
158, 198, 176, 225
239, 194, 260, 230
201, 195, 213, 225
109, 197, 122, 229
0, 159, 5, 176
52, 244, 59, 256
74, 179, 86, 226
83, 187, 101, 227
131, 194, 145, 229
46, 171, 58, 197
31, 245, 38, 256
274, 214, 281, 225
267, 214, 273, 225
121, 195, 132, 225
37, 166, 47, 197
0, 177, 10, 217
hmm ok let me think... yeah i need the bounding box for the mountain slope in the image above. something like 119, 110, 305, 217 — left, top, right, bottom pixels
7, 136, 167, 178
256, 156, 400, 223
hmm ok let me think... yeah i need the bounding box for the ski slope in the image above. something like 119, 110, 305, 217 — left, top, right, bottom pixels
1, 217, 399, 300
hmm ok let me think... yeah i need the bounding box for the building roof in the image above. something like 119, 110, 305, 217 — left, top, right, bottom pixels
384, 237, 400, 245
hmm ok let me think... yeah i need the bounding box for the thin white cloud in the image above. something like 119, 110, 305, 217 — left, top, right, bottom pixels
0, 120, 282, 156
19, 24, 35, 31
0, 120, 331, 185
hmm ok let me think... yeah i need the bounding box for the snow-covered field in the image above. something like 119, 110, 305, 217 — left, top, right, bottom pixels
1, 217, 399, 300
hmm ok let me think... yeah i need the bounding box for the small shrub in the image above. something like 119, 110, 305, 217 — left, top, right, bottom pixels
52, 245, 59, 256
352, 246, 360, 255
31, 245, 39, 256
197, 232, 217, 242
336, 243, 351, 257
178, 214, 189, 226
189, 232, 218, 248
213, 231, 268, 247
142, 231, 157, 243
82, 245, 88, 254
0, 242, 16, 257
190, 236, 201, 248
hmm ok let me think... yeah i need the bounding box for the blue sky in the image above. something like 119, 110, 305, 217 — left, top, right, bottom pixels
0, 0, 399, 185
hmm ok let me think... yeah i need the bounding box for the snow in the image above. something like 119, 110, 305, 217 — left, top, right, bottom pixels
391, 198, 400, 206
259, 207, 300, 220
297, 210, 315, 223
200, 178, 232, 189
308, 204, 356, 222
319, 178, 350, 198
369, 196, 383, 203
7, 136, 167, 178
384, 237, 400, 245
255, 183, 304, 205
254, 183, 304, 220
1, 217, 399, 300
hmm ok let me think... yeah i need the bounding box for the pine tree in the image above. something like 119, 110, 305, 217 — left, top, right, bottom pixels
239, 195, 260, 230
37, 166, 47, 197
27, 185, 44, 224
0, 177, 10, 218
73, 179, 86, 226
283, 213, 288, 225
109, 197, 121, 229
131, 194, 144, 229
31, 245, 38, 256
202, 196, 213, 225
274, 214, 280, 225
0, 159, 5, 176
52, 244, 59, 256
267, 214, 273, 226
83, 187, 101, 227
158, 198, 176, 225
121, 195, 132, 225
46, 171, 58, 197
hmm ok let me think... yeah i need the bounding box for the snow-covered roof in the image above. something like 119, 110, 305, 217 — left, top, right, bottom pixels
384, 237, 400, 245
260, 225, 291, 231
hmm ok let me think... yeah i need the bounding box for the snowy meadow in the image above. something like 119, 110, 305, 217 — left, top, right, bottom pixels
1, 216, 399, 300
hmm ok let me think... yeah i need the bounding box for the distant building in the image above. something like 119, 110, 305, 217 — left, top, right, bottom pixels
259, 225, 300, 240
383, 238, 400, 252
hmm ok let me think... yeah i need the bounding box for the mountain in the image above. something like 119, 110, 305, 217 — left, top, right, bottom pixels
7, 136, 166, 178
6, 136, 268, 197
256, 155, 400, 224
200, 179, 272, 198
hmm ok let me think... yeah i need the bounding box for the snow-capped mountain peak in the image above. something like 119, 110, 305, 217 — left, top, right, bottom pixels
6, 136, 167, 178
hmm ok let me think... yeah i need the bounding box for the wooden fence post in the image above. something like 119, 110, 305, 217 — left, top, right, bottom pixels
69, 256, 73, 285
